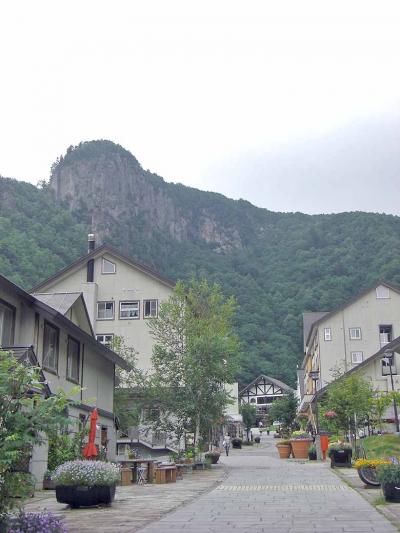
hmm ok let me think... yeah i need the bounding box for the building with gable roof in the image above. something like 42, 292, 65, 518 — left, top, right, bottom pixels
31, 235, 175, 371
298, 281, 400, 419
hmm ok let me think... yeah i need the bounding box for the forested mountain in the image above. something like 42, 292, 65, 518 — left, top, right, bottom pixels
2, 140, 400, 386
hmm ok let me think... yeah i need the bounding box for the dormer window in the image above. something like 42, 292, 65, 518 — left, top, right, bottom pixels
376, 285, 390, 299
102, 257, 116, 274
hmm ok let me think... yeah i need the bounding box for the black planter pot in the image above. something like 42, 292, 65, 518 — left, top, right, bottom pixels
56, 485, 116, 508
254, 437, 261, 444
330, 449, 352, 468
232, 439, 242, 449
205, 454, 220, 464
382, 482, 400, 502
308, 451, 317, 460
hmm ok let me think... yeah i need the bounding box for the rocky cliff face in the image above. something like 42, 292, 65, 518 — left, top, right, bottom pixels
50, 140, 245, 251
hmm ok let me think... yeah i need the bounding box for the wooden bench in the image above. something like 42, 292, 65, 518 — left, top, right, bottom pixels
155, 465, 177, 484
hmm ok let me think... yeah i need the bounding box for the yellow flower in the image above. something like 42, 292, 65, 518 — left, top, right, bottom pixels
353, 458, 391, 469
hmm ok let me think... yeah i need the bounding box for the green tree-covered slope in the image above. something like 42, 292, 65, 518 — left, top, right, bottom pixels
1, 141, 400, 387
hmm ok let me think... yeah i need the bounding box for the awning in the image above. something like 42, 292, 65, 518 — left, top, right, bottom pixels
298, 394, 314, 412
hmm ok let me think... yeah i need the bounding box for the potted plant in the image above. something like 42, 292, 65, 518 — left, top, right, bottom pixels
232, 437, 242, 449
52, 460, 120, 508
377, 464, 400, 502
276, 439, 291, 459
290, 431, 313, 459
328, 442, 352, 467
354, 459, 390, 487
254, 436, 261, 444
43, 470, 55, 490
308, 444, 317, 460
205, 451, 220, 465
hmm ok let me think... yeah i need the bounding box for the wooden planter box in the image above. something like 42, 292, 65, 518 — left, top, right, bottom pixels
276, 444, 291, 459
43, 478, 55, 490
382, 482, 400, 502
290, 439, 313, 459
55, 485, 116, 508
329, 449, 352, 468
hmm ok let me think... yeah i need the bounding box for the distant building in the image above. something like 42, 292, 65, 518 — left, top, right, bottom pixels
239, 374, 295, 421
0, 272, 128, 486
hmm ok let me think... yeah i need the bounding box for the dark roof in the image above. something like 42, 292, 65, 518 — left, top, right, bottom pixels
305, 281, 400, 349
0, 274, 130, 371
239, 374, 294, 396
302, 312, 329, 351
30, 243, 175, 292
32, 292, 82, 315
2, 345, 51, 397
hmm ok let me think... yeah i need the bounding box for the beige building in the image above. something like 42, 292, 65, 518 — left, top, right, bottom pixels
31, 236, 175, 371
0, 272, 128, 486
299, 281, 400, 415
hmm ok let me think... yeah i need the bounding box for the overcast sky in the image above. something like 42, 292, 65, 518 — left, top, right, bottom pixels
1, 1, 400, 215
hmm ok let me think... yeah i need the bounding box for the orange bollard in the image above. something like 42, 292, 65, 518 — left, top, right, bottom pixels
320, 435, 329, 460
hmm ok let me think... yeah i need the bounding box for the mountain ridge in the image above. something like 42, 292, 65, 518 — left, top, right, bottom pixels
1, 139, 400, 386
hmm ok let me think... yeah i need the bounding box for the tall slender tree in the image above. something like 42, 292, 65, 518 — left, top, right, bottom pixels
148, 279, 240, 448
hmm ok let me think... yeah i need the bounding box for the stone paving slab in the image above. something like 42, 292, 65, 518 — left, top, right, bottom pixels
24, 466, 227, 532
139, 437, 399, 533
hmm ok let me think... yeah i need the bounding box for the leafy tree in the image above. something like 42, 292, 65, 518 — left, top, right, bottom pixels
323, 373, 374, 436
0, 350, 69, 525
148, 279, 240, 448
240, 403, 257, 441
268, 393, 298, 434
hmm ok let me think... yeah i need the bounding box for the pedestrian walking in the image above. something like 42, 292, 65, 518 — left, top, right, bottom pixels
222, 434, 231, 456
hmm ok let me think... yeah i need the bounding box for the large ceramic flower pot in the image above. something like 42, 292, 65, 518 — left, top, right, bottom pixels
56, 485, 116, 508
276, 444, 291, 459
290, 439, 313, 459
382, 482, 400, 502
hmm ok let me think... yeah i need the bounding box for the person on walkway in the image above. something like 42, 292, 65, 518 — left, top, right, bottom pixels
222, 434, 231, 456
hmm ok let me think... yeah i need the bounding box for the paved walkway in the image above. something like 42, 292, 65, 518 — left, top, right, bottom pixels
25, 435, 399, 532
140, 435, 398, 533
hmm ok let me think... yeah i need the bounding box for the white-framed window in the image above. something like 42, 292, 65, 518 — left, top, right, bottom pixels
67, 336, 80, 382
43, 321, 59, 372
351, 351, 363, 364
96, 334, 114, 348
0, 300, 15, 346
376, 285, 390, 299
144, 299, 158, 318
97, 301, 114, 320
102, 257, 116, 274
324, 328, 332, 341
349, 327, 362, 340
379, 325, 393, 346
119, 301, 140, 319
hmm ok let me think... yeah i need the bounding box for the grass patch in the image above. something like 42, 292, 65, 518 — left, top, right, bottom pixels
372, 495, 387, 506
361, 435, 400, 459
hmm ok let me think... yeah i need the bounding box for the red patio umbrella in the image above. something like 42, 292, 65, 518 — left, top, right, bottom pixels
83, 408, 98, 459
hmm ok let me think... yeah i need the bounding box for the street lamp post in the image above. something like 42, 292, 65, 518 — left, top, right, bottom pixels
309, 369, 321, 459
382, 351, 400, 433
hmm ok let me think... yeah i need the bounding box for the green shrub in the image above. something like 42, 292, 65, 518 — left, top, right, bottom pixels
377, 464, 400, 484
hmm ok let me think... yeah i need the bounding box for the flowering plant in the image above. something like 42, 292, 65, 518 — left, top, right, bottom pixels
290, 431, 312, 440
52, 460, 120, 487
7, 510, 66, 533
354, 459, 390, 470
328, 441, 352, 455
324, 410, 337, 419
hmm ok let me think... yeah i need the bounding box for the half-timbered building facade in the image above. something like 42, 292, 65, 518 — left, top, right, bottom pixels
239, 375, 294, 420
